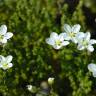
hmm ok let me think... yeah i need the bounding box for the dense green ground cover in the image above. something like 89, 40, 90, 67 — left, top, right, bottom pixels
0, 0, 96, 96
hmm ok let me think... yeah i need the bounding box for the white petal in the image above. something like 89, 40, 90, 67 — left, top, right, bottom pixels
93, 72, 96, 77
76, 32, 85, 40
88, 63, 96, 72
0, 25, 7, 35
71, 37, 78, 44
61, 32, 71, 40
53, 45, 61, 49
0, 38, 7, 43
85, 32, 91, 42
77, 44, 85, 50
2, 66, 8, 70
4, 32, 13, 39
5, 55, 13, 63
46, 38, 55, 46
0, 64, 3, 68
62, 41, 69, 46
0, 55, 5, 62
89, 39, 96, 44
72, 24, 81, 33
8, 63, 13, 68
87, 45, 94, 52
50, 32, 58, 40
58, 33, 65, 41
64, 24, 71, 33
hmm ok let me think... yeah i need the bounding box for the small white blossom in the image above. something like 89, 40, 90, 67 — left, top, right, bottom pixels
88, 63, 96, 77
63, 24, 84, 43
0, 55, 13, 70
77, 32, 96, 52
27, 85, 37, 93
46, 32, 69, 49
0, 25, 13, 45
48, 77, 54, 85
27, 85, 33, 91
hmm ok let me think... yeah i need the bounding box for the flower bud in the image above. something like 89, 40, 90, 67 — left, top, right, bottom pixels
27, 85, 37, 93
48, 77, 54, 85
40, 81, 49, 90
27, 85, 32, 91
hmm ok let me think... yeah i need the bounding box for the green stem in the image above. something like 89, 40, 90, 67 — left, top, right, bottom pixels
3, 71, 7, 96
50, 84, 53, 95
3, 71, 6, 85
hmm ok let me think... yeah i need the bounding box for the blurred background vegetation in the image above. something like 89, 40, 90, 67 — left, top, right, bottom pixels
0, 0, 96, 96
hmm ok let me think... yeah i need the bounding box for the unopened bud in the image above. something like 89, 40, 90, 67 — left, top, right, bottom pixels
48, 77, 54, 85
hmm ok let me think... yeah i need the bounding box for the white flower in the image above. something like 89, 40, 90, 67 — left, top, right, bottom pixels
48, 77, 54, 85
77, 32, 96, 52
63, 24, 84, 43
46, 32, 69, 49
88, 63, 96, 77
27, 85, 37, 93
0, 55, 13, 70
27, 85, 33, 91
0, 25, 13, 44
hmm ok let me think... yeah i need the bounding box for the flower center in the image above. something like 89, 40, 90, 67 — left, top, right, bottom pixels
69, 32, 76, 37
82, 40, 88, 46
0, 35, 3, 40
55, 40, 61, 46
3, 63, 8, 68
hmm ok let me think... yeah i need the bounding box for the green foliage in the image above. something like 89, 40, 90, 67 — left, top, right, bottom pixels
0, 0, 96, 96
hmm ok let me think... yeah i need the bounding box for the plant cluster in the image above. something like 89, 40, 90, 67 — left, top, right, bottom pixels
0, 0, 96, 96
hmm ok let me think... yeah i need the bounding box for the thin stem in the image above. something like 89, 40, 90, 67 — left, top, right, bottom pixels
3, 70, 7, 96
50, 84, 54, 95
3, 71, 6, 85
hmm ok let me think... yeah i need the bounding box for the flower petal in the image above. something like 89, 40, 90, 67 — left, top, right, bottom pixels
46, 38, 55, 46
53, 45, 61, 49
8, 63, 13, 68
4, 32, 13, 39
0, 25, 7, 35
87, 45, 94, 52
64, 24, 71, 33
71, 37, 78, 44
62, 41, 69, 46
76, 32, 85, 40
85, 32, 90, 42
89, 39, 96, 45
60, 32, 71, 40
77, 44, 85, 50
0, 55, 5, 62
50, 32, 58, 40
5, 55, 13, 63
93, 72, 96, 77
0, 38, 7, 43
58, 33, 65, 41
0, 63, 3, 68
72, 24, 81, 33
0, 64, 3, 68
88, 63, 96, 72
2, 66, 8, 70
